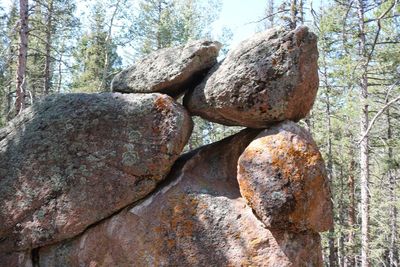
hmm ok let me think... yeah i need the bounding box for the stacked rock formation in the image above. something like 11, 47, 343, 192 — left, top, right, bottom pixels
0, 27, 332, 267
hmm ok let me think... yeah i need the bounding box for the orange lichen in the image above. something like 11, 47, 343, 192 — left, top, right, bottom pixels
154, 96, 171, 111
237, 166, 256, 205
238, 129, 331, 231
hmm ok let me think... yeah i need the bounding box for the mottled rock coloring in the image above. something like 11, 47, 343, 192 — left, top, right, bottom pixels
111, 40, 221, 97
36, 129, 323, 267
238, 121, 333, 232
184, 26, 319, 128
0, 93, 192, 252
0, 27, 332, 267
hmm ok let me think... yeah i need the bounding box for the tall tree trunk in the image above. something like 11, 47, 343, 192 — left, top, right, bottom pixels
266, 0, 274, 28
298, 0, 304, 24
338, 165, 345, 267
357, 0, 370, 266
290, 0, 297, 29
15, 0, 29, 114
98, 0, 122, 92
156, 0, 163, 49
347, 155, 356, 267
44, 0, 54, 95
326, 87, 337, 267
57, 43, 64, 94
387, 106, 398, 267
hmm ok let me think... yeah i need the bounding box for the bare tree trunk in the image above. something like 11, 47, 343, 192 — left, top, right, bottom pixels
15, 0, 29, 114
338, 165, 345, 267
320, 42, 337, 266
357, 0, 370, 266
387, 106, 398, 267
266, 0, 274, 28
347, 155, 356, 267
326, 87, 337, 267
57, 53, 62, 94
98, 0, 122, 92
298, 0, 304, 24
44, 0, 53, 95
290, 0, 297, 29
156, 0, 163, 49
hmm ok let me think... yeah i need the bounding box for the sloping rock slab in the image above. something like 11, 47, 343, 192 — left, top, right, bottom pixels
238, 121, 333, 232
0, 93, 192, 252
36, 129, 322, 267
111, 40, 221, 97
184, 26, 319, 128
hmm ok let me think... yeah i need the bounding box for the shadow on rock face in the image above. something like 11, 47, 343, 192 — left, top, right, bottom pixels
35, 129, 323, 267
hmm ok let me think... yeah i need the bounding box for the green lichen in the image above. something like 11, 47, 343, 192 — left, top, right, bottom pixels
36, 209, 46, 221
122, 144, 139, 166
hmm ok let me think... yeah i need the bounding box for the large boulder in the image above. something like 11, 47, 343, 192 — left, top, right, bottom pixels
111, 40, 221, 97
184, 26, 319, 128
35, 130, 323, 267
237, 121, 333, 232
0, 93, 192, 252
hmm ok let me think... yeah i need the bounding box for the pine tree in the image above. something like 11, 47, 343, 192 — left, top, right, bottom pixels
71, 3, 121, 93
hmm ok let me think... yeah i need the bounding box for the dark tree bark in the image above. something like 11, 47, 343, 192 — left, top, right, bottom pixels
387, 106, 398, 267
15, 0, 29, 114
44, 0, 54, 95
357, 0, 370, 266
347, 155, 356, 267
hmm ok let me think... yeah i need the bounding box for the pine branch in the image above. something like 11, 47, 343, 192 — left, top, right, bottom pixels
245, 9, 290, 25
366, 1, 396, 65
358, 82, 400, 144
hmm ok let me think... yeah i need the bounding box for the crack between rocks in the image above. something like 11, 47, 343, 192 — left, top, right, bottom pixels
31, 247, 40, 267
30, 151, 197, 258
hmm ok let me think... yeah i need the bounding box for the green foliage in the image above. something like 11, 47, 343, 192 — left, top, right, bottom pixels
309, 0, 400, 265
128, 0, 222, 56
71, 3, 121, 93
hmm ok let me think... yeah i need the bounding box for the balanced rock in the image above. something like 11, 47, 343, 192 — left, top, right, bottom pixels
237, 121, 333, 232
0, 93, 192, 252
184, 26, 319, 128
111, 40, 221, 97
35, 130, 323, 267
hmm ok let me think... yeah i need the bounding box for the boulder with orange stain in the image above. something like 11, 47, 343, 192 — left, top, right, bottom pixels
34, 129, 323, 267
238, 121, 333, 232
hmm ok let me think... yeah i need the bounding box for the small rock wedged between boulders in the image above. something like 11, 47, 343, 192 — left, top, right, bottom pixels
111, 40, 221, 97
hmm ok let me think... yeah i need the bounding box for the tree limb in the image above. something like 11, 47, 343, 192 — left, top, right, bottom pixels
245, 9, 290, 25
358, 82, 400, 144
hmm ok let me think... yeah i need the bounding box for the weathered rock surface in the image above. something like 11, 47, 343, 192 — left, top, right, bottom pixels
184, 26, 319, 128
0, 250, 32, 267
0, 93, 192, 252
36, 129, 323, 267
111, 40, 221, 97
237, 121, 333, 232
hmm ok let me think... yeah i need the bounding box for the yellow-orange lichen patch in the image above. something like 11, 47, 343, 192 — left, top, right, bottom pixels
154, 95, 172, 111
237, 122, 333, 232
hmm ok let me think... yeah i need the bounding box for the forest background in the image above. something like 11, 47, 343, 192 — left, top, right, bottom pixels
0, 0, 399, 266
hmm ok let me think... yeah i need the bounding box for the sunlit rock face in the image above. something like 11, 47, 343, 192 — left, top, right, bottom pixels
0, 93, 192, 252
184, 26, 319, 128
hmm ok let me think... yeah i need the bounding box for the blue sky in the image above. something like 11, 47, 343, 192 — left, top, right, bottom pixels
213, 0, 266, 46
2, 0, 267, 46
